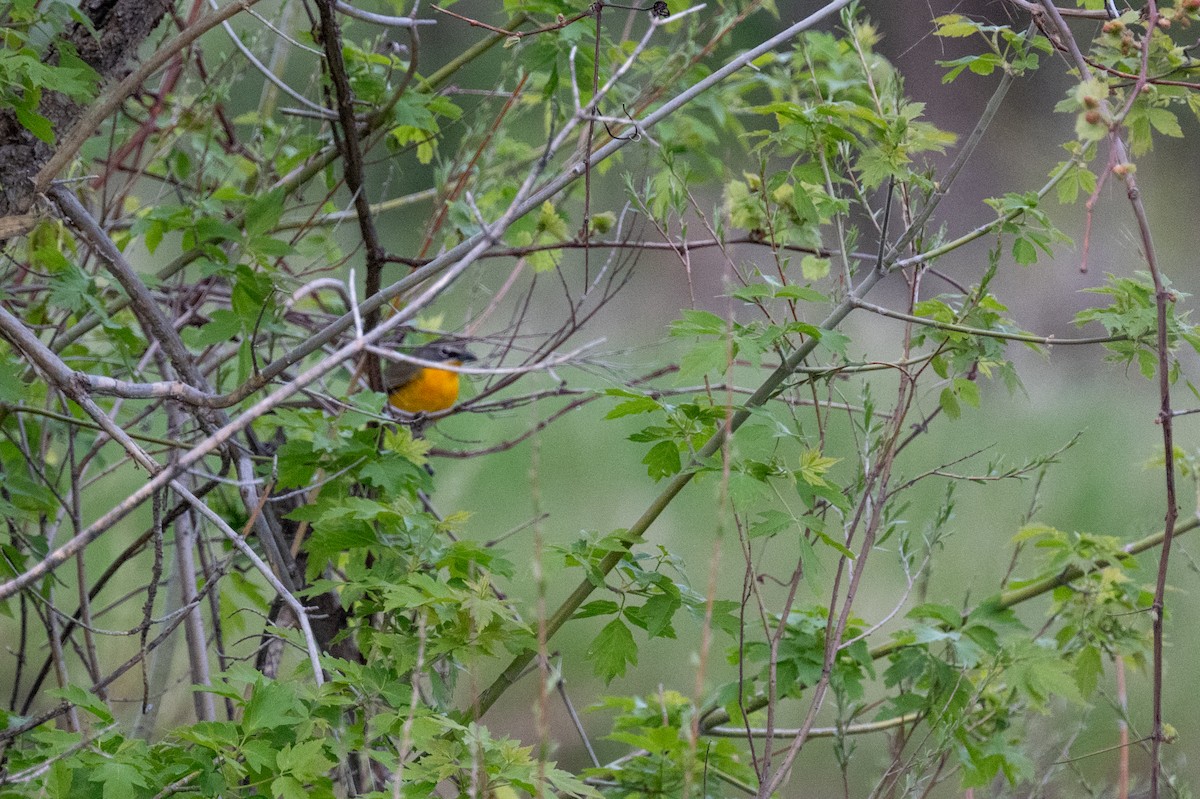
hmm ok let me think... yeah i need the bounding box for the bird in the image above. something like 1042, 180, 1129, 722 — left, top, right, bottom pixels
384, 338, 477, 414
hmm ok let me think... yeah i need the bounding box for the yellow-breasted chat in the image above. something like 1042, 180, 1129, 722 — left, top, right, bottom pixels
384, 338, 477, 414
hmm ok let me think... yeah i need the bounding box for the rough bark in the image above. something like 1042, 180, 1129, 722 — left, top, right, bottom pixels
0, 0, 175, 216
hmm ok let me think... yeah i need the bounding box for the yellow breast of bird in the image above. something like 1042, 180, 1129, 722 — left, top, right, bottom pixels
388, 366, 461, 413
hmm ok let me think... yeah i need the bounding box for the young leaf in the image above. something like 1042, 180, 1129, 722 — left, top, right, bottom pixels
589, 618, 638, 681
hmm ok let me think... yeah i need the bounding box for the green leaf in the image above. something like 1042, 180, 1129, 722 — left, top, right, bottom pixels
730, 282, 771, 301
277, 739, 334, 780
1053, 160, 1097, 205
1074, 644, 1103, 698
271, 775, 309, 799
679, 339, 730, 378
727, 470, 771, 510
810, 527, 855, 559
909, 603, 962, 628
0, 356, 26, 404
589, 211, 616, 234
1149, 107, 1183, 138
606, 395, 662, 418
50, 684, 115, 724
382, 425, 432, 467
14, 103, 54, 143
1012, 236, 1037, 266
641, 590, 682, 638
1014, 651, 1085, 707
939, 386, 960, 419
1137, 347, 1157, 379
359, 453, 425, 494
800, 255, 830, 280
938, 52, 1004, 83
185, 309, 242, 347
575, 600, 620, 618
92, 763, 148, 799
747, 509, 793, 539
670, 309, 727, 337
797, 448, 839, 487
244, 189, 285, 236
953, 377, 980, 408
773, 284, 827, 302
242, 679, 304, 731
535, 199, 570, 240
242, 737, 278, 772
643, 440, 682, 481
589, 618, 638, 681
932, 13, 980, 37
